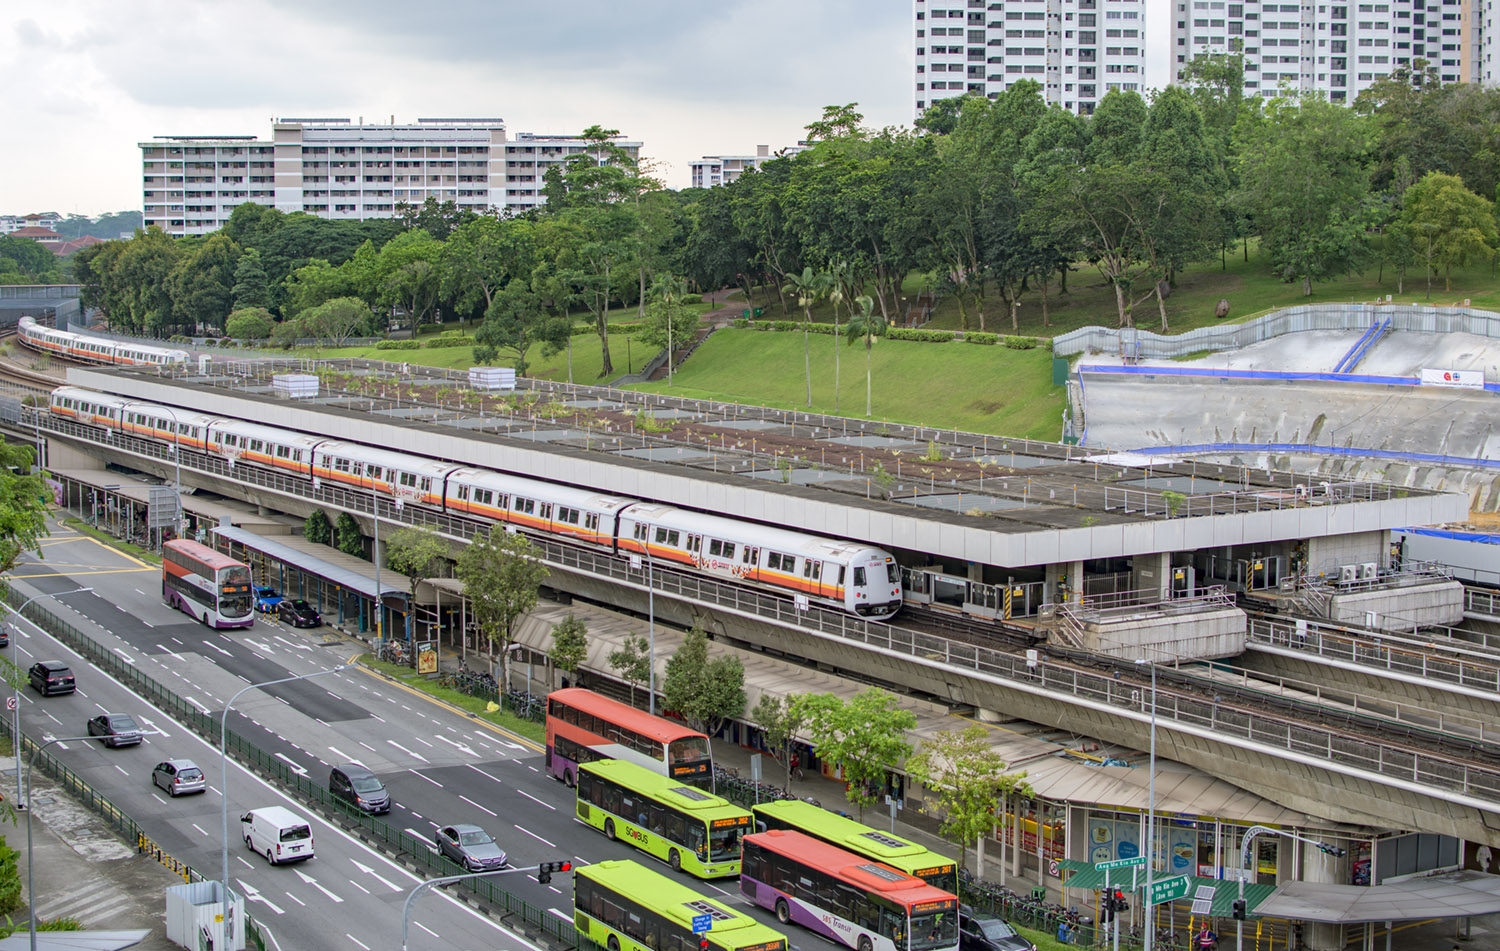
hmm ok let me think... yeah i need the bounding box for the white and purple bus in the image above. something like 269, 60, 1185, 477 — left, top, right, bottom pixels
545, 688, 711, 789
162, 539, 254, 629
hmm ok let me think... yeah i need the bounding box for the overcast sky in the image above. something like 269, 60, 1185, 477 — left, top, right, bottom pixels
2, 0, 1172, 218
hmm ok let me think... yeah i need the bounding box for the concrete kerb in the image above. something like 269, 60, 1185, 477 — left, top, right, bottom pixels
346, 649, 545, 753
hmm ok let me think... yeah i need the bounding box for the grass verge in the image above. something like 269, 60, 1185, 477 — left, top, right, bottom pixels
359, 654, 546, 745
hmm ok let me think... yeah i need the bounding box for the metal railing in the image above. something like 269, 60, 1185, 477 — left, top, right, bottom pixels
29, 411, 1500, 809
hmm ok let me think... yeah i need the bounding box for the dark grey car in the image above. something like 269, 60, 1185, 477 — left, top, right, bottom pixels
88, 713, 142, 748
329, 763, 390, 814
435, 824, 508, 872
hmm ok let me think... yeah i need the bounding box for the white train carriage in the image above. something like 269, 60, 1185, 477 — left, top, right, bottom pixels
617, 503, 903, 618
117, 401, 221, 452
113, 340, 189, 366
443, 468, 633, 546
49, 386, 131, 429
312, 442, 459, 508
18, 316, 188, 366
207, 420, 326, 479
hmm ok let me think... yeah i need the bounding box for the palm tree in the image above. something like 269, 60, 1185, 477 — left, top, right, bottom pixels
782, 266, 830, 408
648, 273, 690, 387
844, 294, 888, 417
826, 258, 854, 414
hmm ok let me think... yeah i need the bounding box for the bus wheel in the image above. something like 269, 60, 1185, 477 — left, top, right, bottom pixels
669, 849, 681, 871
564, 770, 574, 788
604, 819, 616, 841
858, 937, 873, 951
608, 937, 620, 951
776, 900, 790, 924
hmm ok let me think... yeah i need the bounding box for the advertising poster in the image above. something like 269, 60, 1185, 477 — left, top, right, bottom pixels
1167, 827, 1196, 874
1088, 818, 1115, 865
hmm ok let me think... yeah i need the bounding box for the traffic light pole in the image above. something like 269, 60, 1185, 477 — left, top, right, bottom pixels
1234, 826, 1344, 951
402, 862, 571, 951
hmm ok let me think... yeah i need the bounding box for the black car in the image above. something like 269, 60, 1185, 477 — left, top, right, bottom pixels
28, 661, 75, 696
329, 763, 390, 814
435, 824, 508, 872
88, 714, 143, 748
960, 908, 1036, 951
275, 599, 321, 628
0, 623, 11, 647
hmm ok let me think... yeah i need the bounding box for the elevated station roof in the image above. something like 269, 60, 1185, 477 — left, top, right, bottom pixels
69, 363, 1468, 569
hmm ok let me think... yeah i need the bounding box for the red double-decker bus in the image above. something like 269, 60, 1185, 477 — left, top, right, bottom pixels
545, 688, 712, 789
162, 539, 254, 629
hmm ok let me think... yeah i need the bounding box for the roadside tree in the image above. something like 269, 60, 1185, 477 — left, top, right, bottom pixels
795, 688, 915, 820
548, 614, 589, 689
224, 307, 274, 341
907, 725, 1031, 871
662, 625, 745, 741
0, 440, 50, 594
334, 512, 363, 557
751, 694, 810, 789
608, 633, 653, 708
1397, 170, 1498, 295
455, 528, 548, 693
302, 509, 333, 545
384, 526, 450, 643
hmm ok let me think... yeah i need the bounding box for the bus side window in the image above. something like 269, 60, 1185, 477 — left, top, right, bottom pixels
686, 823, 706, 856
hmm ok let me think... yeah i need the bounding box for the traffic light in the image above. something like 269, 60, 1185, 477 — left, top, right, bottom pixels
1112, 889, 1127, 914
1232, 898, 1247, 921
537, 860, 573, 884
698, 938, 710, 951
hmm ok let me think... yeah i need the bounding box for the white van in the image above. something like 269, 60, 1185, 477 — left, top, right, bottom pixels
241, 806, 315, 865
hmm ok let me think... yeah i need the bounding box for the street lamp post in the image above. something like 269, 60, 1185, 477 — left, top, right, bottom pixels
27, 730, 159, 950
6, 587, 93, 806
1134, 656, 1158, 951
1235, 826, 1344, 951
402, 864, 564, 951
156, 406, 185, 540
645, 545, 656, 716
220, 666, 349, 951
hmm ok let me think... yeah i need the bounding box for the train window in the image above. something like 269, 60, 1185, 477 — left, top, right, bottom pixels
804, 562, 821, 581
686, 535, 701, 553
743, 547, 758, 565
559, 507, 579, 525
839, 567, 846, 586
516, 498, 535, 515
634, 524, 648, 541
854, 567, 866, 586
487, 491, 500, 506
667, 530, 680, 547
367, 466, 384, 481
887, 564, 900, 584
250, 439, 264, 453
539, 504, 552, 520
585, 514, 599, 531
456, 485, 470, 501
654, 527, 668, 544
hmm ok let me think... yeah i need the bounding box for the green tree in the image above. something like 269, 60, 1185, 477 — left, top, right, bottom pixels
396, 196, 475, 240
376, 231, 442, 330
0, 441, 50, 593
639, 273, 697, 386
300, 296, 372, 345
111, 227, 184, 333
0, 835, 20, 914
752, 693, 810, 789
441, 217, 537, 320
334, 512, 363, 557
281, 258, 356, 319
455, 528, 548, 693
231, 248, 271, 310
907, 725, 1032, 871
548, 613, 589, 688
473, 278, 570, 374
224, 307, 274, 341
661, 625, 745, 740
384, 526, 450, 642
795, 688, 916, 820
608, 633, 653, 709
166, 233, 240, 334
844, 295, 887, 417
303, 509, 333, 545
1397, 171, 1498, 295
782, 266, 830, 407
1235, 93, 1375, 294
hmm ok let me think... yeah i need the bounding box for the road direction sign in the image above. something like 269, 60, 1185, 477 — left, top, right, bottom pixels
1147, 875, 1192, 905
1095, 856, 1147, 871
692, 915, 712, 934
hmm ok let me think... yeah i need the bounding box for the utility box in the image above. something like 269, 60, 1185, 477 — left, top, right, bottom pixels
469, 366, 516, 392
271, 373, 318, 400
166, 880, 244, 950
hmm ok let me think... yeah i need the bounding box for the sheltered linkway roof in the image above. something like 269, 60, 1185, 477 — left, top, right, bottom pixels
1256, 870, 1500, 923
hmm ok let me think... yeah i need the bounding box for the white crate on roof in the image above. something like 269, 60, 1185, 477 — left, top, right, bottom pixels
470, 366, 517, 392
272, 373, 319, 399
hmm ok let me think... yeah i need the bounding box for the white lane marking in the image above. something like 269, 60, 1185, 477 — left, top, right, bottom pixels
113, 648, 132, 660
237, 879, 285, 915
293, 868, 343, 903
192, 823, 208, 837
236, 857, 254, 869
274, 753, 307, 776
408, 769, 442, 788
346, 935, 369, 950
435, 734, 477, 756
548, 885, 562, 894
466, 765, 505, 785
328, 746, 351, 763
113, 764, 129, 776
137, 716, 168, 738
205, 642, 232, 657
388, 740, 428, 763
358, 742, 377, 753
518, 789, 555, 811
347, 879, 370, 895
183, 696, 210, 714
170, 636, 184, 645
283, 891, 306, 907
415, 922, 439, 938
548, 908, 571, 922
406, 827, 432, 841
412, 736, 434, 748
274, 636, 311, 652
515, 825, 556, 848
459, 795, 497, 817
350, 858, 401, 891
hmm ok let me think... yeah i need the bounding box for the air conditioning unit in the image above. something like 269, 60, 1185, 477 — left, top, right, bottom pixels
1361, 563, 1378, 580
1339, 564, 1358, 583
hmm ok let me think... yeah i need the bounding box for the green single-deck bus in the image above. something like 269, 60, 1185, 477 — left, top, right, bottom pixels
751, 799, 958, 892
576, 859, 788, 951
577, 759, 752, 878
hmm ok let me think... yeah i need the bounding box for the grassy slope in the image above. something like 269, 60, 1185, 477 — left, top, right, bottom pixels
628, 329, 1063, 440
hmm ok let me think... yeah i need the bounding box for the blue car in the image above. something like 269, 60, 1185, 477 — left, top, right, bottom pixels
253, 586, 283, 613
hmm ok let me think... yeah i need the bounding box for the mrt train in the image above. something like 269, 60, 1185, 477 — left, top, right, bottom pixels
49, 386, 904, 618
17, 316, 189, 367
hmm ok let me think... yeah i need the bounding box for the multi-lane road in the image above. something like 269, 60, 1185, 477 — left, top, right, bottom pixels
10, 521, 842, 951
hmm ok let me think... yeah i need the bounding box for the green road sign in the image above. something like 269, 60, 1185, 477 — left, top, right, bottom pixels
1095, 856, 1147, 871
1147, 875, 1191, 905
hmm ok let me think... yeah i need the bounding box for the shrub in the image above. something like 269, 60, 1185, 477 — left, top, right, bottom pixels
0, 835, 20, 914
964, 332, 1001, 346
376, 340, 422, 350
424, 333, 469, 349
1003, 335, 1040, 350
772, 320, 799, 332
682, 294, 703, 305
888, 327, 956, 343
732, 318, 750, 329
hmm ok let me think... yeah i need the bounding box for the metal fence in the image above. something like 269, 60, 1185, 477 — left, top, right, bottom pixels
1051, 303, 1500, 359
3, 589, 581, 950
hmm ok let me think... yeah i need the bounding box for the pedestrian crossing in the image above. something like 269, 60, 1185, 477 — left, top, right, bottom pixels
35, 879, 143, 928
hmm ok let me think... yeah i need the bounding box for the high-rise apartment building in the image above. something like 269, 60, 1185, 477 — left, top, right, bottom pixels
913, 0, 1148, 118
1172, 0, 1471, 101
688, 144, 810, 189
141, 118, 642, 236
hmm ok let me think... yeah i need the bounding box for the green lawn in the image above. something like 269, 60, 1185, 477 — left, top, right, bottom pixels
361, 655, 545, 744
628, 329, 1064, 440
